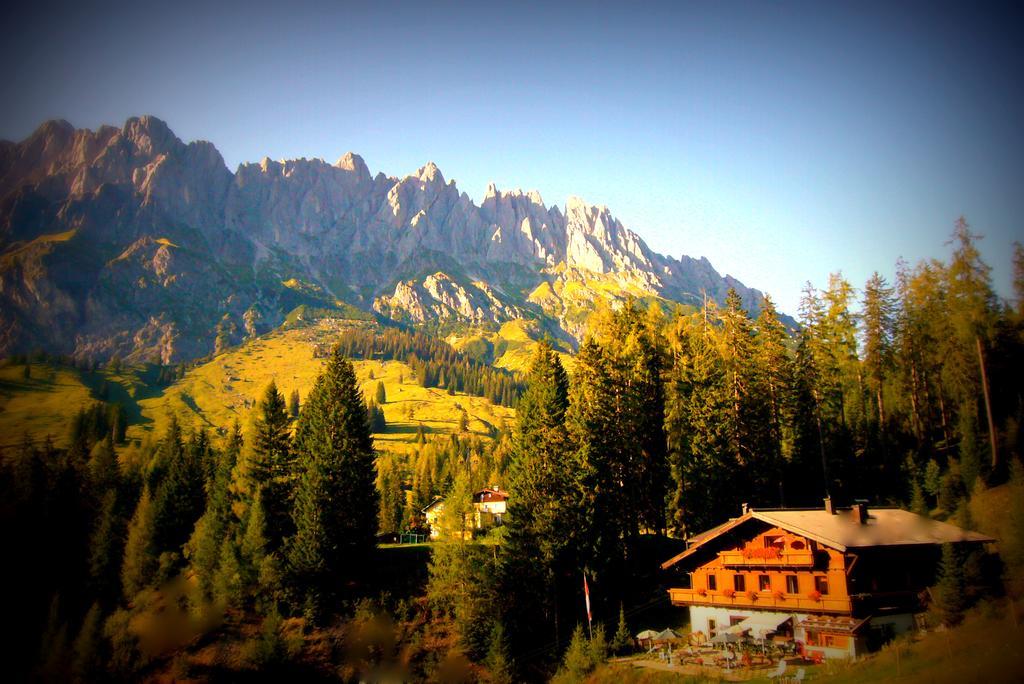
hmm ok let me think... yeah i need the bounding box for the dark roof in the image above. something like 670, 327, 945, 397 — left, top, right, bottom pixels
473, 488, 509, 503
661, 507, 995, 570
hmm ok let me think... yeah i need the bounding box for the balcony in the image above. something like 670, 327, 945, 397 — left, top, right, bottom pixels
668, 587, 852, 615
718, 547, 815, 567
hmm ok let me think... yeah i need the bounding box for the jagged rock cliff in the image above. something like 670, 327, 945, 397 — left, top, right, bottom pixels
0, 116, 777, 362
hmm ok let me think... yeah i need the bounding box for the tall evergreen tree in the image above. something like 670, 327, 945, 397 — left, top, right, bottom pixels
933, 543, 966, 627
946, 218, 999, 470
287, 348, 378, 619
376, 455, 405, 535
149, 423, 207, 563
862, 272, 897, 427
250, 381, 295, 552
121, 487, 156, 598
754, 295, 793, 474
499, 341, 577, 667
665, 312, 732, 534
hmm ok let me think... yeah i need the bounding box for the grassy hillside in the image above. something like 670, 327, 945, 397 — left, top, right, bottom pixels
0, 362, 96, 447
130, 320, 515, 452
0, 320, 515, 454
447, 318, 575, 374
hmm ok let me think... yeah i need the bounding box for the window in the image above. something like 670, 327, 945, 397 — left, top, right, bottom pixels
733, 575, 746, 592
790, 540, 806, 550
815, 576, 829, 595
759, 574, 771, 591
764, 535, 781, 548
708, 618, 717, 637
707, 574, 717, 591
823, 634, 847, 648
786, 575, 799, 594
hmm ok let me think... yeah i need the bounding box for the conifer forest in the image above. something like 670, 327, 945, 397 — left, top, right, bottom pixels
2, 221, 1023, 681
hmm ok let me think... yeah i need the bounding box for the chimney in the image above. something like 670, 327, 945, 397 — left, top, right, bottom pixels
824, 497, 835, 515
852, 500, 869, 525
741, 502, 749, 515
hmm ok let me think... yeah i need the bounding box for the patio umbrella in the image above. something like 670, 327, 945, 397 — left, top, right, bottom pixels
636, 629, 660, 651
654, 628, 681, 641
709, 632, 743, 645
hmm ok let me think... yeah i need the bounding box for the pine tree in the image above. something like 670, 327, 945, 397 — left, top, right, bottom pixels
932, 543, 966, 627
789, 329, 830, 505
150, 424, 206, 563
288, 389, 300, 418
910, 480, 930, 517
958, 408, 983, 492
375, 380, 387, 405
428, 540, 498, 660
754, 295, 793, 473
554, 624, 593, 683
71, 602, 104, 682
439, 468, 473, 540
121, 487, 157, 597
87, 434, 119, 495
485, 621, 514, 684
89, 489, 126, 604
862, 272, 897, 427
611, 603, 632, 655
376, 456, 405, 535
924, 459, 942, 499
251, 381, 295, 552
566, 338, 621, 579
719, 289, 775, 503
213, 535, 245, 607
288, 347, 378, 619
186, 511, 222, 597
499, 341, 576, 661
588, 623, 608, 667
938, 463, 965, 515
666, 312, 732, 534
946, 218, 998, 469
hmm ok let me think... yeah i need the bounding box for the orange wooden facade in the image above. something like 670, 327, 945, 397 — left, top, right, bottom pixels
669, 526, 853, 616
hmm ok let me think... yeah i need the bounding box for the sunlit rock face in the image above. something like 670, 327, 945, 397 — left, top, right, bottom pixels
0, 117, 772, 361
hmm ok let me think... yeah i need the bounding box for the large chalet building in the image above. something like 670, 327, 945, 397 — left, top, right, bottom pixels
661, 499, 993, 659
422, 487, 508, 540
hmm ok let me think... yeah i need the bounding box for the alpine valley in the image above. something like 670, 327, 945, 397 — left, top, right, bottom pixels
0, 115, 778, 364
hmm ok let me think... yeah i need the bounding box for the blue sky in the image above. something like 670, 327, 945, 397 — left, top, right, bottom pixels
2, 0, 1021, 315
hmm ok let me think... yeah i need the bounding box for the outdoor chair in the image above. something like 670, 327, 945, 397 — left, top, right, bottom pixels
793, 667, 806, 682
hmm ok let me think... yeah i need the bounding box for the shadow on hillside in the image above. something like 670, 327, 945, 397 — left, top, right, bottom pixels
77, 366, 164, 431
381, 423, 439, 436
0, 377, 58, 394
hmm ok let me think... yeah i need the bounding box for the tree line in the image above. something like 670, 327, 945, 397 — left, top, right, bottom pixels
0, 347, 379, 680
429, 221, 1024, 679
318, 327, 523, 407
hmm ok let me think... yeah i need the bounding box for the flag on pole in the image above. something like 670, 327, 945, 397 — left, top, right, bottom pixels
583, 572, 593, 627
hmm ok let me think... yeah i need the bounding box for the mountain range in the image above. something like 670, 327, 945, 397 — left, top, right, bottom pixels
0, 115, 777, 364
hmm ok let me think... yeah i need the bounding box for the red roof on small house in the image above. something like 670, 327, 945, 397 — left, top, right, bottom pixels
473, 488, 509, 504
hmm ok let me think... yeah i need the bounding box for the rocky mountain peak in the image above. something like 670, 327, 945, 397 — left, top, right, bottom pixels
30, 119, 75, 143
415, 161, 445, 185
0, 115, 782, 362
335, 151, 371, 181
120, 115, 179, 156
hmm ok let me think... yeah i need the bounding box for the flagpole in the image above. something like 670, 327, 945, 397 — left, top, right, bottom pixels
583, 571, 593, 640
